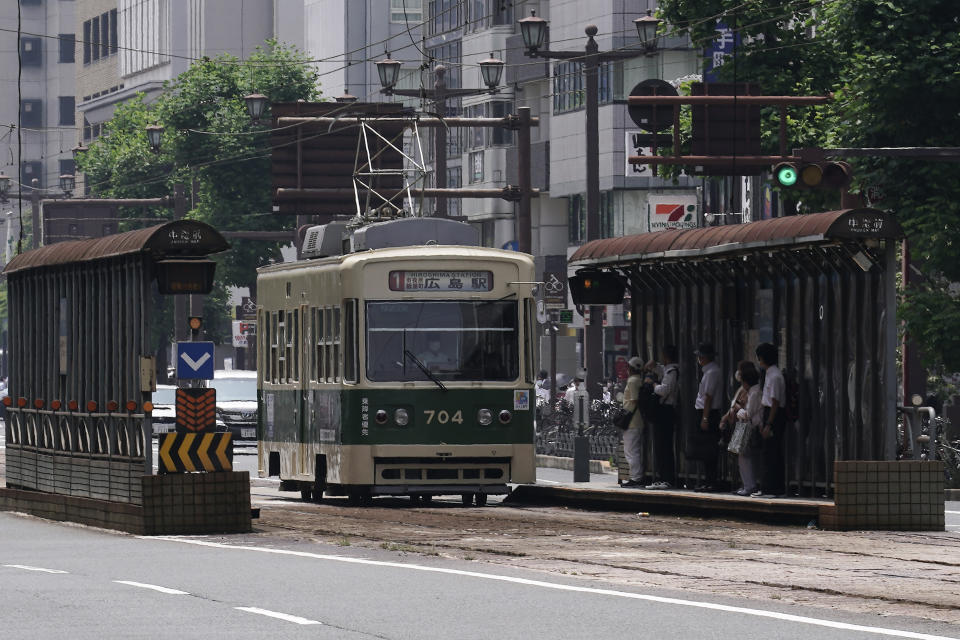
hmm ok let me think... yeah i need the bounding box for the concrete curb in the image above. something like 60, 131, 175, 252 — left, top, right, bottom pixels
535, 455, 612, 475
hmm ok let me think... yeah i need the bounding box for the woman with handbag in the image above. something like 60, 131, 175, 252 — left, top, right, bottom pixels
720, 361, 763, 496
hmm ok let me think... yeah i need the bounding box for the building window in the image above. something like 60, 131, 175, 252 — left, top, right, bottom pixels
20, 100, 42, 128
553, 61, 614, 115
469, 151, 484, 183
390, 0, 422, 23
491, 0, 512, 26
91, 17, 100, 61
110, 9, 118, 55
58, 96, 75, 126
59, 159, 75, 178
428, 0, 460, 36
447, 166, 462, 216
489, 100, 514, 145
100, 12, 110, 58
600, 191, 615, 239
82, 19, 91, 64
568, 194, 586, 245
21, 37, 42, 66
58, 34, 75, 63
21, 161, 43, 188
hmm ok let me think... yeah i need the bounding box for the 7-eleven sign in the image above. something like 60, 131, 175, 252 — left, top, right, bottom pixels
648, 195, 699, 231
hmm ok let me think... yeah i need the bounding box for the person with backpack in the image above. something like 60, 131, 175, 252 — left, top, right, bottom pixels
754, 342, 786, 497
646, 345, 679, 489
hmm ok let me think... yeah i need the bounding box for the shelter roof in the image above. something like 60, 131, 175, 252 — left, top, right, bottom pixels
569, 208, 902, 267
3, 220, 229, 275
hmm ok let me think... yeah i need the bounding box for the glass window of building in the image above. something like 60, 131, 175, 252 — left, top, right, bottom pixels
58, 34, 75, 63
390, 0, 422, 24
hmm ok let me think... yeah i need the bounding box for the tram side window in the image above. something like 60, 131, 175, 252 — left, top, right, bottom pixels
260, 309, 269, 383
286, 310, 298, 383
277, 313, 286, 383
270, 311, 280, 384
524, 298, 535, 383
332, 306, 341, 382
343, 299, 357, 383
311, 307, 321, 382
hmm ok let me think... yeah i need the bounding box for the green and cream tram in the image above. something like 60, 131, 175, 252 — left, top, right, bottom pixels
256, 218, 537, 505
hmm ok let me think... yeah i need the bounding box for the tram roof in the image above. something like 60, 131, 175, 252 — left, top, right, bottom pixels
258, 244, 534, 276
3, 220, 230, 275
568, 208, 903, 268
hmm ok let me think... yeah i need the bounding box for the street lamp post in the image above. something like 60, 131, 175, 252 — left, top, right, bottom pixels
520, 10, 661, 482
375, 53, 504, 218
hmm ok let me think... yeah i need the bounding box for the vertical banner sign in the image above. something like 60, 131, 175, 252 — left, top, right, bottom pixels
625, 131, 653, 177
703, 21, 741, 82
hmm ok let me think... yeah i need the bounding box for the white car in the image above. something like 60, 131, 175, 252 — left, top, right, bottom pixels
210, 370, 258, 440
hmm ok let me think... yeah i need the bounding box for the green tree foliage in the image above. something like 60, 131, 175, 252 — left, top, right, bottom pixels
78, 40, 319, 290
77, 41, 320, 360
658, 0, 960, 371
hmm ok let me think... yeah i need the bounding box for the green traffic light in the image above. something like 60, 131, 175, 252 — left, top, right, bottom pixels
776, 165, 798, 187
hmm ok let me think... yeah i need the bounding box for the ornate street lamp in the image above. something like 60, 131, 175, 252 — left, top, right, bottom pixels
244, 93, 269, 124
335, 92, 359, 103
634, 10, 663, 52
519, 10, 547, 52
71, 144, 88, 161
145, 124, 163, 153
518, 10, 660, 459
0, 171, 9, 201
375, 52, 402, 92
478, 53, 505, 91
59, 174, 75, 197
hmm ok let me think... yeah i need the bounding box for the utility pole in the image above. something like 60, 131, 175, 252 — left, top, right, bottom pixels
30, 179, 39, 249
173, 183, 187, 344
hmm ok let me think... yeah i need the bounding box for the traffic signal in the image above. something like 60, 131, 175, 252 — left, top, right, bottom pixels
568, 270, 626, 306
773, 161, 852, 189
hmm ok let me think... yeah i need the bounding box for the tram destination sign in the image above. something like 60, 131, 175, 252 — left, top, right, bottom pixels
389, 270, 493, 292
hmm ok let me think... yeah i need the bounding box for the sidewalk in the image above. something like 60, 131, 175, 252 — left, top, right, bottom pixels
507, 470, 827, 525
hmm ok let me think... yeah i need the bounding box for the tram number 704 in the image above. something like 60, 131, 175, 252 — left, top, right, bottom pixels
423, 409, 463, 425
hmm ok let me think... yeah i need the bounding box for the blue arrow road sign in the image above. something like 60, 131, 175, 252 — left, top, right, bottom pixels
176, 341, 215, 380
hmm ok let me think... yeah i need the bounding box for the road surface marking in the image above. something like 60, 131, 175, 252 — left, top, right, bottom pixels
235, 607, 321, 625
537, 478, 560, 484
945, 510, 960, 515
114, 580, 189, 595
3, 564, 68, 574
148, 537, 957, 640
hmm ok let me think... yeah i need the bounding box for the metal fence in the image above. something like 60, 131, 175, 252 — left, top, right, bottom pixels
4, 407, 147, 503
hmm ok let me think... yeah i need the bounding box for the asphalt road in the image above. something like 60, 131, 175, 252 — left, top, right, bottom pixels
2, 511, 958, 640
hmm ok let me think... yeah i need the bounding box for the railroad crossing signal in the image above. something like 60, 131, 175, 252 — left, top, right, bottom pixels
773, 161, 852, 189
158, 432, 233, 473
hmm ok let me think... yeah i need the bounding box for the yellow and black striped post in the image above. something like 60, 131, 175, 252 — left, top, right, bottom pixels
158, 432, 233, 473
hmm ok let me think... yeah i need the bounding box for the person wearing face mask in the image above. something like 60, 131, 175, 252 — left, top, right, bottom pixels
720, 361, 762, 496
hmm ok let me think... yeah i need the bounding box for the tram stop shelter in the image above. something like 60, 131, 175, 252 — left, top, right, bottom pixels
569, 208, 903, 497
0, 220, 258, 535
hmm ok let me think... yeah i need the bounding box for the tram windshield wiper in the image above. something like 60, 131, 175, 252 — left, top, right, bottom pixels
403, 349, 447, 392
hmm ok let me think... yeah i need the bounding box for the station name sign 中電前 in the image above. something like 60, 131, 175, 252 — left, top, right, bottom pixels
389, 270, 494, 292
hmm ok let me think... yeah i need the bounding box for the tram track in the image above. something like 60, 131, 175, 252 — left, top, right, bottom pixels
247, 494, 960, 624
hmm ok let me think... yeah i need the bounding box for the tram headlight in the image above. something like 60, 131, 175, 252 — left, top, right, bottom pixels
499, 410, 512, 424
375, 409, 388, 424
394, 408, 409, 426
477, 408, 493, 426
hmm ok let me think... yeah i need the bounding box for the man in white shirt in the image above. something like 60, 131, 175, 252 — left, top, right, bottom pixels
754, 342, 786, 497
646, 345, 679, 489
620, 358, 647, 487
563, 369, 586, 404
692, 342, 723, 491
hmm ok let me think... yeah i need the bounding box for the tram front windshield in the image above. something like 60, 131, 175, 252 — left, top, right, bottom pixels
366, 300, 518, 382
